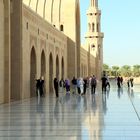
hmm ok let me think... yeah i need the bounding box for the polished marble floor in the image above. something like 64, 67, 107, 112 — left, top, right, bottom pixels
0, 82, 140, 140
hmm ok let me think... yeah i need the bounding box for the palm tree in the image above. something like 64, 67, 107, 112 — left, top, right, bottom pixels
133, 65, 140, 77
112, 66, 120, 77
103, 64, 109, 71
103, 64, 110, 76
121, 65, 132, 77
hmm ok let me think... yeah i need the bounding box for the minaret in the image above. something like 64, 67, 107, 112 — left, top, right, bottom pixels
85, 0, 104, 79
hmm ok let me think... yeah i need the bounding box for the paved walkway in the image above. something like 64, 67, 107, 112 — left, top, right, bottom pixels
0, 83, 140, 140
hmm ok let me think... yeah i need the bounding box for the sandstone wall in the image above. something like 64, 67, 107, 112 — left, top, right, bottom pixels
21, 5, 67, 98
0, 0, 4, 103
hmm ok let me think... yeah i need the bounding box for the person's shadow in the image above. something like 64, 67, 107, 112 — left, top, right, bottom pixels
65, 92, 70, 103
117, 88, 121, 99
106, 88, 110, 99
36, 97, 44, 114
130, 89, 134, 98
127, 87, 131, 95
54, 99, 60, 124
83, 95, 87, 112
91, 94, 97, 115
102, 93, 107, 114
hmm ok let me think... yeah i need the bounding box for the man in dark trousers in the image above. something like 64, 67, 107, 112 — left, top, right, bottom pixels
130, 77, 134, 88
54, 78, 59, 98
40, 77, 44, 97
83, 77, 87, 95
91, 75, 97, 94
71, 77, 77, 94
101, 74, 107, 92
120, 77, 123, 85
117, 76, 121, 88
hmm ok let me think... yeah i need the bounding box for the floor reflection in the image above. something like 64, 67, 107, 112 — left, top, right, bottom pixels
0, 83, 140, 139
102, 93, 107, 115
91, 94, 97, 115
128, 88, 134, 98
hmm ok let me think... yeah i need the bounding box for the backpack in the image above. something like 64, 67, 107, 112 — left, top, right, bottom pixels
91, 77, 96, 85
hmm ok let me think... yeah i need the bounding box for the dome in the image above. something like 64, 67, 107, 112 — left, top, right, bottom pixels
22, 0, 80, 41
22, 0, 79, 24
22, 0, 65, 24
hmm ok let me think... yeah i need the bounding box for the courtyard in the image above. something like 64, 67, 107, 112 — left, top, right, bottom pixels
0, 82, 140, 140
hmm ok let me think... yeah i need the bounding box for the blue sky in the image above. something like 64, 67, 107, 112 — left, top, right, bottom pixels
80, 0, 140, 66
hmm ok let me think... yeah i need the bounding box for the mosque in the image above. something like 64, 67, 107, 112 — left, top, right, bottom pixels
0, 0, 103, 104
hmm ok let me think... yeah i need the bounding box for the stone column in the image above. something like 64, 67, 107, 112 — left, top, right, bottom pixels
10, 0, 22, 101
76, 2, 81, 78
4, 0, 11, 103
0, 0, 4, 104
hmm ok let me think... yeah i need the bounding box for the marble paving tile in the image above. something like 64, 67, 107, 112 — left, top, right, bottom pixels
0, 82, 140, 139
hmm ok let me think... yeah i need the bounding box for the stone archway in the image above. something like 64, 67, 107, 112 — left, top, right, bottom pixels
30, 47, 36, 97
61, 57, 64, 79
56, 55, 59, 79
41, 50, 46, 94
49, 53, 53, 93
41, 50, 46, 77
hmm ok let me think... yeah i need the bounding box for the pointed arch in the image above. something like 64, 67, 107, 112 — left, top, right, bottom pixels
49, 53, 53, 93
61, 57, 64, 79
30, 47, 37, 97
41, 50, 46, 77
56, 55, 59, 79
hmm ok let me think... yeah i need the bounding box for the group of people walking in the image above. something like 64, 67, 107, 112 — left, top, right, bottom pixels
116, 76, 134, 89
117, 76, 123, 88
35, 74, 134, 98
127, 77, 134, 88
53, 76, 96, 98
53, 77, 88, 98
53, 74, 111, 98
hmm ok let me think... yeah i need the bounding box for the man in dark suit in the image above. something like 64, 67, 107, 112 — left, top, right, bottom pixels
54, 78, 59, 98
